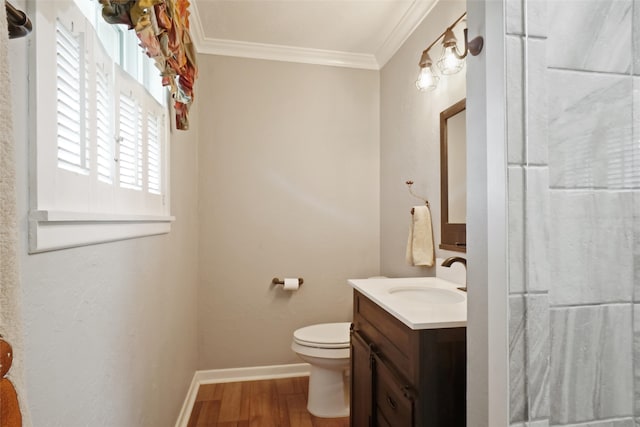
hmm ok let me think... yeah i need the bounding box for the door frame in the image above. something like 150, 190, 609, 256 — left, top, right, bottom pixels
466, 0, 509, 425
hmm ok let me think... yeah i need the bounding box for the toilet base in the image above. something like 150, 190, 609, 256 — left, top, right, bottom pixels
306, 364, 350, 418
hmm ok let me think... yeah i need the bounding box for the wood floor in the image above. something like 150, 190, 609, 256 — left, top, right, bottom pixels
187, 376, 350, 427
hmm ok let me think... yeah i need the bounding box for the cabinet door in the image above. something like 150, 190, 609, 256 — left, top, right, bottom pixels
351, 330, 373, 427
373, 353, 414, 427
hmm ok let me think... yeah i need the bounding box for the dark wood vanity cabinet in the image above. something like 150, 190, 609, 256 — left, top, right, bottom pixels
350, 290, 466, 427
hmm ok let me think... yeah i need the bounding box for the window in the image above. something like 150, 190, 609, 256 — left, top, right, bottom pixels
29, 1, 173, 253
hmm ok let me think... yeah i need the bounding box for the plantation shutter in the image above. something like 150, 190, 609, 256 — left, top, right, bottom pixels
96, 61, 113, 184
117, 92, 143, 190
147, 113, 162, 195
56, 19, 88, 174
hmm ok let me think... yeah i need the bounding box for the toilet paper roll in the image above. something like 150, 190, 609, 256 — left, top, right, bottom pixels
283, 278, 300, 291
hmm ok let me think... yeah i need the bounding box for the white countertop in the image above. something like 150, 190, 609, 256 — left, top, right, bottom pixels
348, 277, 467, 330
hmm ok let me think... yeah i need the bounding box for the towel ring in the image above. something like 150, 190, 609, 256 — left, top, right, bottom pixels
406, 181, 429, 215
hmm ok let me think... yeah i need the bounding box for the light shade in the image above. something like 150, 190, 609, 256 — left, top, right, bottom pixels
415, 66, 439, 91
415, 50, 439, 91
437, 28, 464, 75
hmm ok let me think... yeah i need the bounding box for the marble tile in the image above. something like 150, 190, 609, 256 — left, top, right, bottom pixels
507, 35, 525, 165
634, 304, 640, 417
510, 421, 549, 427
526, 0, 548, 38
549, 190, 634, 306
511, 294, 528, 423
548, 70, 633, 189
549, 305, 633, 424
525, 167, 550, 293
509, 293, 550, 423
634, 0, 640, 75
526, 38, 548, 166
636, 194, 640, 301
547, 0, 632, 74
509, 165, 525, 294
526, 293, 550, 419
629, 78, 640, 189
506, 0, 524, 35
559, 419, 634, 427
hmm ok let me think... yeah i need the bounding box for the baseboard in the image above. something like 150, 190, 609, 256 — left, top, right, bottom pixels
175, 363, 310, 427
174, 373, 200, 427
196, 362, 311, 384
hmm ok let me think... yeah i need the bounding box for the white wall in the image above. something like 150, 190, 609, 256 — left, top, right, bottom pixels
196, 55, 380, 369
10, 30, 200, 427
380, 0, 466, 277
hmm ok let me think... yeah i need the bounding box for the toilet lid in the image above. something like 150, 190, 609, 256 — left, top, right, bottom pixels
293, 322, 351, 349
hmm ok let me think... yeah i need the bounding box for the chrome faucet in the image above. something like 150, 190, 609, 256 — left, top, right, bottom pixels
441, 257, 467, 292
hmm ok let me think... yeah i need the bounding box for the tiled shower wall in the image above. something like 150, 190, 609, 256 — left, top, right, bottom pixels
507, 0, 640, 426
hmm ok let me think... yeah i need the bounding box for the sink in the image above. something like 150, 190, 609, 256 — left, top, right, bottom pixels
348, 277, 467, 328
388, 286, 465, 304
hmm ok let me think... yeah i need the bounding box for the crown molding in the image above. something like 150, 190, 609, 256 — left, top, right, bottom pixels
198, 38, 380, 70
375, 0, 439, 68
188, 0, 435, 71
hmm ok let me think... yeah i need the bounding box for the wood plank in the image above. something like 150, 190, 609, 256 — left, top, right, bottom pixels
296, 377, 309, 398
239, 381, 251, 421
273, 377, 297, 395
217, 382, 244, 422
195, 400, 222, 427
248, 380, 280, 427
197, 383, 223, 402
285, 394, 314, 427
311, 417, 350, 427
274, 376, 301, 426
187, 377, 348, 427
186, 401, 203, 427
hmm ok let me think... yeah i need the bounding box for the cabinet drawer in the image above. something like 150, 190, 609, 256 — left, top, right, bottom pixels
376, 409, 393, 427
354, 291, 415, 379
374, 353, 414, 427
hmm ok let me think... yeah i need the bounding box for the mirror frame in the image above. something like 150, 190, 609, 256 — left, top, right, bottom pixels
439, 98, 466, 253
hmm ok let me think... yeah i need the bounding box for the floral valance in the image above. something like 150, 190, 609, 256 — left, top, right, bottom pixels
99, 0, 198, 131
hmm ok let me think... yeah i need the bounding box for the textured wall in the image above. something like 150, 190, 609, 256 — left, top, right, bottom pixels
379, 0, 466, 278
10, 29, 200, 427
196, 55, 380, 369
507, 0, 639, 426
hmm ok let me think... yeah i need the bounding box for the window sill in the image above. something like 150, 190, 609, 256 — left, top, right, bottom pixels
28, 210, 175, 253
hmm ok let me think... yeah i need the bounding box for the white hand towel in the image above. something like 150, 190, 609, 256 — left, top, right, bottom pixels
406, 205, 435, 267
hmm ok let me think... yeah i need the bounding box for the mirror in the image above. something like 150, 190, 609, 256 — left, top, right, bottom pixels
440, 98, 466, 252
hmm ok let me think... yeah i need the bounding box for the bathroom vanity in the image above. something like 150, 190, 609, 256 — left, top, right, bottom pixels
348, 277, 466, 427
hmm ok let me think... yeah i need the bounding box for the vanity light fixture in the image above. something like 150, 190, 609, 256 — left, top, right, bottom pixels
438, 27, 466, 75
415, 12, 483, 91
415, 51, 440, 91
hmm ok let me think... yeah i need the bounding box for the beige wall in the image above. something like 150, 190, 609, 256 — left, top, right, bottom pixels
196, 55, 380, 369
380, 0, 467, 277
11, 35, 200, 426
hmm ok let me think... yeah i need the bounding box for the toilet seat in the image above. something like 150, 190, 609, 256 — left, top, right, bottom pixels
293, 322, 351, 349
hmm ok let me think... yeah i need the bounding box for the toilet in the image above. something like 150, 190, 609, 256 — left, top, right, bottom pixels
291, 322, 351, 418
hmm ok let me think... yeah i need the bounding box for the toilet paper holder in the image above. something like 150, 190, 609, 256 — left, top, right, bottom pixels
272, 277, 304, 286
